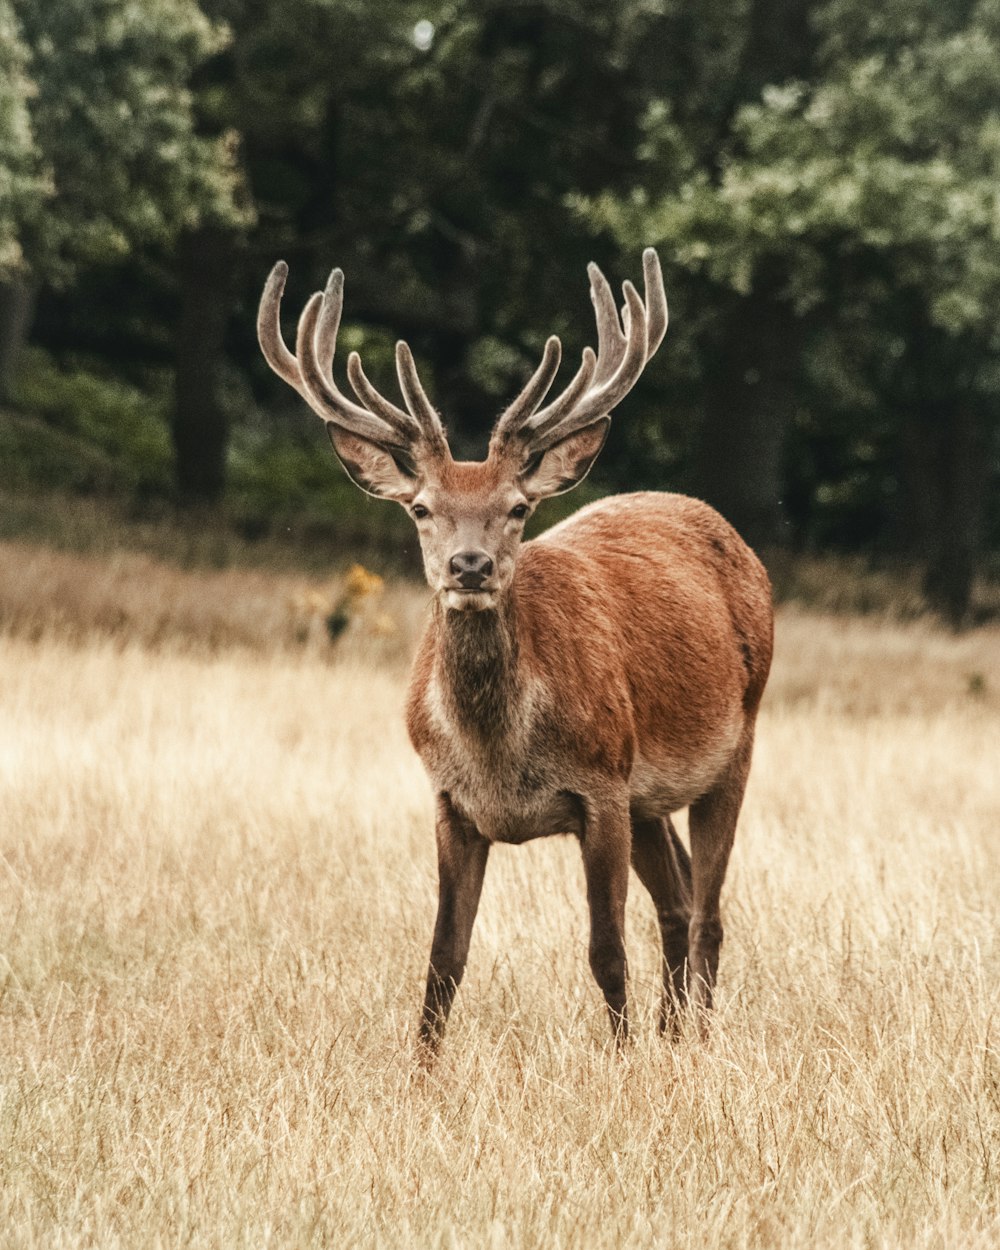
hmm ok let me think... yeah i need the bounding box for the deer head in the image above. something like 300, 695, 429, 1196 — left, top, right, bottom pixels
257, 251, 667, 612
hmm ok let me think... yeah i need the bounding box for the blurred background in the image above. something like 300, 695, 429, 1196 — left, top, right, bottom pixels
1, 0, 998, 626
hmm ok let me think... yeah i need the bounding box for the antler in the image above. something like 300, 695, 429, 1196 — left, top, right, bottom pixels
257, 262, 448, 457
490, 248, 668, 457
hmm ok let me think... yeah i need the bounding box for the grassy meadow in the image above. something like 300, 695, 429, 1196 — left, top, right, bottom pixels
1, 535, 999, 1248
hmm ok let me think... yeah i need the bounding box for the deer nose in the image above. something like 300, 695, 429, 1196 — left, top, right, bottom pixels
449, 550, 494, 589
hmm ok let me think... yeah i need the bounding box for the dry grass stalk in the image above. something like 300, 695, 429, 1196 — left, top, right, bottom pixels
0, 548, 998, 1246
0, 539, 422, 658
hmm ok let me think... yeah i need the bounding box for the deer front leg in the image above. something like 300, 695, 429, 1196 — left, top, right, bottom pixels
580, 798, 631, 1043
419, 793, 490, 1059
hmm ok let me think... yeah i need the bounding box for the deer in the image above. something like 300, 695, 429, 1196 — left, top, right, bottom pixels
257, 249, 773, 1056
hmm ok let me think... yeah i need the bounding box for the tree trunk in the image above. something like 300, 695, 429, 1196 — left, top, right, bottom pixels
915, 401, 985, 629
173, 227, 236, 503
0, 274, 37, 405
693, 292, 797, 558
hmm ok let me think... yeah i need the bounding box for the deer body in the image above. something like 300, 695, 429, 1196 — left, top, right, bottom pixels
257, 249, 773, 1055
407, 491, 771, 846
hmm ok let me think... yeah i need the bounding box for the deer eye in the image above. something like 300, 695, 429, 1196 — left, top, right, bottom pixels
412, 503, 430, 520
509, 503, 529, 520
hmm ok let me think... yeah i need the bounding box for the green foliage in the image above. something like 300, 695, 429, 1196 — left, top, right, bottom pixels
693, 20, 998, 335
10, 348, 173, 492
0, 0, 39, 274
226, 426, 363, 517
12, 0, 249, 281
0, 410, 123, 493
6, 346, 412, 536
595, 0, 1000, 336
586, 0, 1000, 587
3, 0, 998, 606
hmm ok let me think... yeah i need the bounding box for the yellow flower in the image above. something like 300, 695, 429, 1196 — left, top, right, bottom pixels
344, 564, 384, 599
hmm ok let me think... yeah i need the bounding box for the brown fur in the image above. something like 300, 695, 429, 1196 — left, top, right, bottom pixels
256, 251, 773, 1055
407, 489, 773, 1051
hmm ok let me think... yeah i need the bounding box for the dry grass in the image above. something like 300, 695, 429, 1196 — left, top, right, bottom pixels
1, 543, 999, 1248
0, 538, 427, 656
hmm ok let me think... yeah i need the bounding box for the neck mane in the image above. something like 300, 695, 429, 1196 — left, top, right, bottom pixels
434, 595, 521, 743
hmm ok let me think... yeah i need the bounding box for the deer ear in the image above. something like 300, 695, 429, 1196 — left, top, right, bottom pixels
519, 417, 610, 498
326, 424, 418, 501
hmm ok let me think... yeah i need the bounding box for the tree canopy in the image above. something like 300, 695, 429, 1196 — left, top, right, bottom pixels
0, 0, 38, 276
9, 0, 245, 283
2, 0, 998, 622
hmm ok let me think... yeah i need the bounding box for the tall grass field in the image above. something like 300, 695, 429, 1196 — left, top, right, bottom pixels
1, 539, 999, 1247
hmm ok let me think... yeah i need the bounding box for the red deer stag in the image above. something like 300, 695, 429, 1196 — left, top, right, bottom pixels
257, 250, 773, 1054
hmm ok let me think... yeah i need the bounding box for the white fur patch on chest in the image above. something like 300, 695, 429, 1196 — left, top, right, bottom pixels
419, 674, 576, 842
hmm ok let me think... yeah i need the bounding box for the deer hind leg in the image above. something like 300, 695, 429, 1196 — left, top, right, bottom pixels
687, 728, 755, 1023
419, 794, 490, 1060
630, 815, 692, 1034
580, 800, 632, 1043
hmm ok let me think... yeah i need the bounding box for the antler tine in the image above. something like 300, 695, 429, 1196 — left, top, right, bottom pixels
346, 351, 423, 441
313, 267, 421, 440
527, 278, 646, 445
295, 293, 408, 448
616, 280, 650, 383
504, 337, 563, 424
642, 246, 668, 357
529, 290, 647, 448
257, 261, 313, 401
489, 336, 563, 450
522, 347, 597, 443
259, 260, 435, 451
313, 266, 345, 386
587, 263, 628, 388
507, 250, 666, 452
395, 341, 449, 456
263, 263, 401, 439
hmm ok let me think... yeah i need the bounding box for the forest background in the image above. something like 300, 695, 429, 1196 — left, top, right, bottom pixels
3, 8, 1000, 1243
1, 0, 999, 625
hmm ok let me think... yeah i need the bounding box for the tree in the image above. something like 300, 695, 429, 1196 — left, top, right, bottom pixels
0, 0, 37, 268
169, 0, 674, 501
0, 0, 246, 404
170, 0, 434, 500
595, 0, 1000, 617
363, 1, 669, 453
584, 0, 819, 553
0, 0, 42, 400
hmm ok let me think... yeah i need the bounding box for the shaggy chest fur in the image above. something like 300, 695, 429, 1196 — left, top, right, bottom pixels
410, 608, 585, 843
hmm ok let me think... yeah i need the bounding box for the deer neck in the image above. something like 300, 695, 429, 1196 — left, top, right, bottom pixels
434, 593, 524, 744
